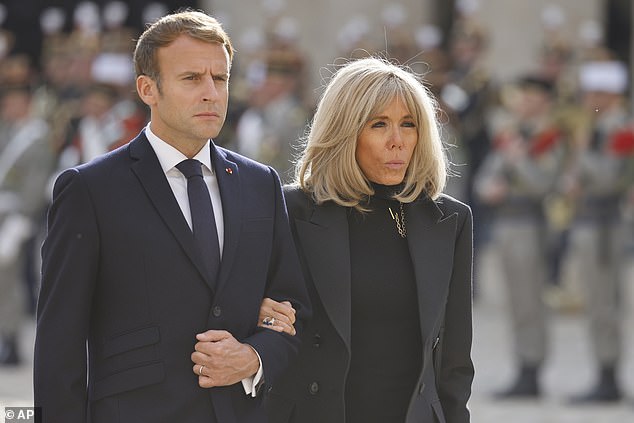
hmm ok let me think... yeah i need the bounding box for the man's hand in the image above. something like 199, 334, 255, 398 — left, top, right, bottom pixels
258, 298, 297, 335
191, 330, 260, 388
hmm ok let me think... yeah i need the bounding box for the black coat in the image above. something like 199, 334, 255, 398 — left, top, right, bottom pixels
265, 187, 474, 423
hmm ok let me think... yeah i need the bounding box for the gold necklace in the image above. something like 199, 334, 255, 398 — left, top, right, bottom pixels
388, 203, 407, 238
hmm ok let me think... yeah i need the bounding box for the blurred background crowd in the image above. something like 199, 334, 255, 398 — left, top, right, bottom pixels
0, 0, 633, 418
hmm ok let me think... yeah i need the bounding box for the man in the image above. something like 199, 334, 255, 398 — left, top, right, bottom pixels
34, 10, 310, 423
0, 84, 54, 366
233, 45, 309, 183
564, 59, 633, 402
474, 75, 567, 397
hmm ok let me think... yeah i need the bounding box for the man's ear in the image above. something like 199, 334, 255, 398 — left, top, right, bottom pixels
136, 75, 158, 106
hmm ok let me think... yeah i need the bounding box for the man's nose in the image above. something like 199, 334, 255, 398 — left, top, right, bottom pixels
202, 78, 220, 102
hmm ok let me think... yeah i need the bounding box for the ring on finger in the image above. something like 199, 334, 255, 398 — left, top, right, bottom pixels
262, 316, 276, 326
198, 364, 205, 376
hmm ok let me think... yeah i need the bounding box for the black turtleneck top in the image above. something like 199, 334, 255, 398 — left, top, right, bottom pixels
344, 183, 422, 423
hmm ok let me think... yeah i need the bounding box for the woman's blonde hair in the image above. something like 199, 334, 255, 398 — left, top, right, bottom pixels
295, 57, 447, 209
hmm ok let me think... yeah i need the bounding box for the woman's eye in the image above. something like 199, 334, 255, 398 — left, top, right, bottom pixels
402, 121, 416, 128
371, 121, 386, 128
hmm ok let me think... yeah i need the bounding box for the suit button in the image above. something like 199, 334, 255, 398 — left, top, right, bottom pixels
308, 382, 319, 395
313, 333, 321, 348
212, 306, 222, 317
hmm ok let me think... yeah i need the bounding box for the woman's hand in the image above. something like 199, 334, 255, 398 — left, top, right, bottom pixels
258, 298, 297, 335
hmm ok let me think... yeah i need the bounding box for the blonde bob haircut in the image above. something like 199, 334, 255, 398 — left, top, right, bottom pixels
295, 57, 447, 209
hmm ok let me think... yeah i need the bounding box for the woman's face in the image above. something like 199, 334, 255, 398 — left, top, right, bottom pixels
355, 97, 418, 185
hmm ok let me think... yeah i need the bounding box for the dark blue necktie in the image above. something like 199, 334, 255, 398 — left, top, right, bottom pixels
176, 159, 220, 281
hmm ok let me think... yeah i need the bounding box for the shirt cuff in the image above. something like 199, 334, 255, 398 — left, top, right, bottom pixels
241, 346, 263, 397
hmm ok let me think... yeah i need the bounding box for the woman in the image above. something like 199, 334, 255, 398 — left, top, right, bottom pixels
260, 57, 474, 423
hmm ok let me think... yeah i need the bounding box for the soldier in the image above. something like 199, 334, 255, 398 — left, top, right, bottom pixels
233, 45, 309, 183
0, 84, 55, 365
441, 19, 496, 292
442, 18, 495, 202
474, 75, 567, 397
564, 60, 634, 402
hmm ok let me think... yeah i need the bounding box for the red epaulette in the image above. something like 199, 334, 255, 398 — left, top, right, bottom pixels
529, 128, 560, 157
609, 128, 634, 156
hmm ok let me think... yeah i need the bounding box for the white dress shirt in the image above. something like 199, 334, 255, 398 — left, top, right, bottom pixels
144, 125, 263, 397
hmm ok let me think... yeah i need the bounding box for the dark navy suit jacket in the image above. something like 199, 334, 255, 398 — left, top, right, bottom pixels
34, 132, 310, 423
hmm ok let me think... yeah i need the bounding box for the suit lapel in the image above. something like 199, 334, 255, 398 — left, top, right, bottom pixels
406, 197, 457, 341
129, 134, 216, 292
296, 203, 351, 350
210, 145, 240, 295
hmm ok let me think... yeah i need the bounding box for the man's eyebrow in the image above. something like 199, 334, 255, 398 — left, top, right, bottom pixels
176, 70, 201, 77
175, 70, 229, 79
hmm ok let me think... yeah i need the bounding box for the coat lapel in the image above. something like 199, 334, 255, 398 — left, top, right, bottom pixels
129, 134, 215, 292
295, 196, 458, 352
210, 145, 240, 295
295, 203, 352, 350
406, 197, 458, 341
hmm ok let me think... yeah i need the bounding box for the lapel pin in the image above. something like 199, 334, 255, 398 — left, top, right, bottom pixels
225, 167, 233, 175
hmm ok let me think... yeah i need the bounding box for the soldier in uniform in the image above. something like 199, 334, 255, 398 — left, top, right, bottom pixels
0, 84, 55, 365
564, 60, 634, 402
474, 75, 567, 397
441, 19, 496, 294
442, 19, 495, 205
232, 45, 309, 183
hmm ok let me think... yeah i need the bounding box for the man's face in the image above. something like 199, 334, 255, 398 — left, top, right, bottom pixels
582, 91, 619, 116
517, 87, 551, 119
1, 90, 31, 122
138, 35, 230, 153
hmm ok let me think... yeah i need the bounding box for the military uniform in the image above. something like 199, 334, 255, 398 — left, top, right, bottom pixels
565, 60, 634, 402
474, 76, 566, 396
0, 87, 55, 365
566, 105, 633, 401
233, 46, 309, 183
